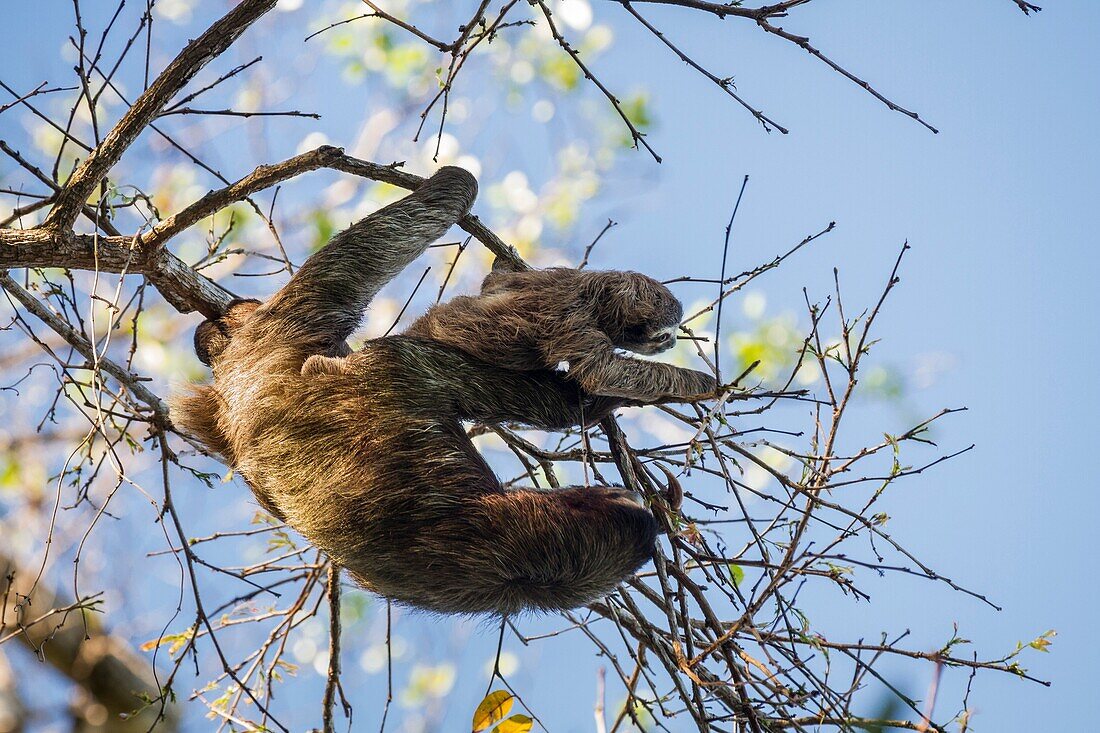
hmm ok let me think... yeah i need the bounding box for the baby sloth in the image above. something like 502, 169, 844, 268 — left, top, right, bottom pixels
406, 265, 717, 403
172, 167, 710, 616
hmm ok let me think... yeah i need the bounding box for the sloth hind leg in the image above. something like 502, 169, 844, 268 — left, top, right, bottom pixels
470, 487, 658, 614
258, 166, 477, 353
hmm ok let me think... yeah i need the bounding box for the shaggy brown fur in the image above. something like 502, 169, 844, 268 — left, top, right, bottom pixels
171, 167, 694, 615
407, 265, 717, 402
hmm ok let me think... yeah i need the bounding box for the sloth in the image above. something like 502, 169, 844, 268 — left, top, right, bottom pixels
405, 264, 717, 403
172, 166, 711, 615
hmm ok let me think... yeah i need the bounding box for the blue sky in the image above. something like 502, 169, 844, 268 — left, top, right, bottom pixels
604, 3, 1098, 730
1, 1, 1096, 731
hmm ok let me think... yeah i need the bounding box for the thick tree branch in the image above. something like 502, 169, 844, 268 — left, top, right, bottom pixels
143, 146, 349, 249
144, 145, 525, 271
4, 147, 524, 319
0, 228, 235, 318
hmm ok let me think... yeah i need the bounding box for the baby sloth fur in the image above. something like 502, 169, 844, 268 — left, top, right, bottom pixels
406, 264, 717, 403
172, 167, 712, 615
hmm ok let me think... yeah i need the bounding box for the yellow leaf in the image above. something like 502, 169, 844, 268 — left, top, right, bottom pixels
494, 714, 533, 733
139, 628, 193, 654
472, 690, 513, 732
1029, 629, 1057, 652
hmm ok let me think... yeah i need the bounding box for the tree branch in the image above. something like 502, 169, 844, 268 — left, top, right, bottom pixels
3, 145, 526, 318
1, 555, 179, 730
0, 270, 171, 426
1010, 0, 1042, 14
44, 0, 279, 231
619, 2, 787, 134
0, 228, 236, 318
143, 146, 347, 249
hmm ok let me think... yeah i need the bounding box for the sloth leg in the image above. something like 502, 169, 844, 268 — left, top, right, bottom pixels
466, 487, 659, 613
259, 166, 478, 352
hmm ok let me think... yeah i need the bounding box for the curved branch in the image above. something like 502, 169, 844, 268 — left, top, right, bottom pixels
144, 145, 526, 271
1, 149, 525, 319
143, 146, 349, 249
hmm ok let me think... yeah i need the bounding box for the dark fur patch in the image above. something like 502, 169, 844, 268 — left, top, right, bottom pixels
193, 298, 261, 366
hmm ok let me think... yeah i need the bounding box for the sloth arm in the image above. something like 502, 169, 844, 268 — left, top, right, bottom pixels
258, 167, 478, 353
413, 339, 628, 429
450, 365, 628, 430
335, 337, 627, 431
545, 330, 717, 403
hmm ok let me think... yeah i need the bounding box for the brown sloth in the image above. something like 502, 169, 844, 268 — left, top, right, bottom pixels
172, 166, 709, 615
405, 264, 717, 402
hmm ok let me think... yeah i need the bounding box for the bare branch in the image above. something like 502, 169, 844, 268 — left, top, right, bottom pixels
2, 146, 525, 318
618, 2, 787, 134
359, 0, 453, 51
45, 0, 280, 230
144, 146, 347, 249
535, 0, 662, 162
0, 270, 170, 424
321, 564, 352, 732
0, 228, 236, 318
1, 555, 180, 730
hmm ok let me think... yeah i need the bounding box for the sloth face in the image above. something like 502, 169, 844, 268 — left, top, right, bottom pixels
601, 274, 684, 355
618, 320, 679, 355
194, 298, 262, 367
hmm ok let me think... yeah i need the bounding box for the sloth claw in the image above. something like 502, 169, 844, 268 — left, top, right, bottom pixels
655, 464, 683, 513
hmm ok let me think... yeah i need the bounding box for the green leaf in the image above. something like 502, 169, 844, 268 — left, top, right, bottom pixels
472, 691, 514, 732
0, 459, 19, 491
309, 209, 335, 253
728, 564, 745, 587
